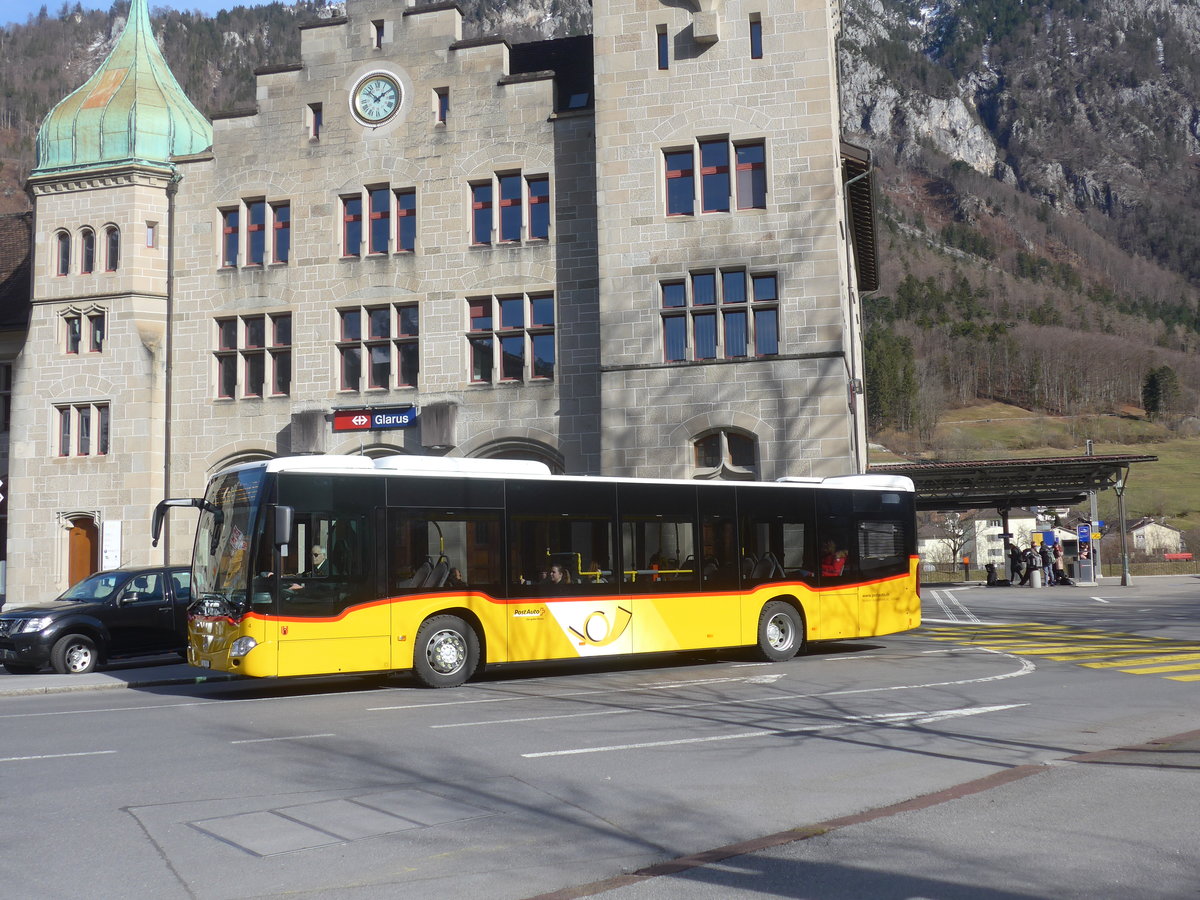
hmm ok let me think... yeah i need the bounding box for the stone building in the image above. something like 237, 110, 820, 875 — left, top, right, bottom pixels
11, 0, 876, 595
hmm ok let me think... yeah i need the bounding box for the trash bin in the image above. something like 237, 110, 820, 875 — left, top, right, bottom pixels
1076, 559, 1094, 583
1028, 568, 1042, 588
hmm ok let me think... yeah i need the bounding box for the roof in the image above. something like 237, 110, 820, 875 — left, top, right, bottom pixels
869, 454, 1158, 511
32, 0, 212, 177
841, 141, 878, 293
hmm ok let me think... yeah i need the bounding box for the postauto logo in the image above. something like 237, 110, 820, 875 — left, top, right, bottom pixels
332, 406, 416, 433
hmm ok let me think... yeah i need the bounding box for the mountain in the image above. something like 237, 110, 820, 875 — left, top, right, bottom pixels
1, 0, 1197, 442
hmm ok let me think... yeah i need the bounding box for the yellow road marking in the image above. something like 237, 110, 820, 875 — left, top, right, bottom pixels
924, 623, 1200, 683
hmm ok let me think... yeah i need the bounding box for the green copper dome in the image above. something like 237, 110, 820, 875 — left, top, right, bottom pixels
33, 0, 212, 175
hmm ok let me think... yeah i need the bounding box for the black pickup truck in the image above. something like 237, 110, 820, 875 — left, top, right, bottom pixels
0, 566, 191, 674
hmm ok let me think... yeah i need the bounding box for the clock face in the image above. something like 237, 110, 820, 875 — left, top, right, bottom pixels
352, 73, 401, 125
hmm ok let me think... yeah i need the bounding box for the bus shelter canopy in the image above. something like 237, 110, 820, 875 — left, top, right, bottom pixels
867, 454, 1157, 512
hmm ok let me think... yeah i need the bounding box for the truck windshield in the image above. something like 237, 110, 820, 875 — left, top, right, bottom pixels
193, 467, 266, 616
58, 571, 128, 602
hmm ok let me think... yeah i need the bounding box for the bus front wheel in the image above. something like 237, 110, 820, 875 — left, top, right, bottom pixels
756, 601, 803, 662
413, 615, 479, 688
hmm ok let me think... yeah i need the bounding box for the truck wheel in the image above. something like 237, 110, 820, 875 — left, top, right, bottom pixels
756, 601, 803, 662
412, 615, 478, 688
51, 634, 99, 675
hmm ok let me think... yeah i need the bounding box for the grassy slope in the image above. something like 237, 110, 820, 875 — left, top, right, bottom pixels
870, 402, 1200, 534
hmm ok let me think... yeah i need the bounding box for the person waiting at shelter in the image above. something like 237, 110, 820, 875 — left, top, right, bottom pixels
1009, 544, 1024, 582
1039, 543, 1054, 585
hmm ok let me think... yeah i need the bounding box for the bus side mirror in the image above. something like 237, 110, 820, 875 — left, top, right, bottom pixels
275, 505, 294, 547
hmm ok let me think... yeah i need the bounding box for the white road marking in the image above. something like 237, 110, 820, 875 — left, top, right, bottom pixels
1091, 597, 1111, 604
230, 733, 336, 744
435, 649, 1035, 729
521, 704, 1029, 758
369, 675, 786, 712
932, 590, 981, 624
0, 750, 116, 762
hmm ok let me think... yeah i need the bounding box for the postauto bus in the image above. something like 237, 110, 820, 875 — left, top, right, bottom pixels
153, 456, 919, 688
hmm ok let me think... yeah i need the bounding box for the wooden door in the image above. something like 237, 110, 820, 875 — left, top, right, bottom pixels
68, 518, 99, 586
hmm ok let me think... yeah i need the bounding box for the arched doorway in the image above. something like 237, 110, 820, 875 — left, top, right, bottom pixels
67, 516, 99, 586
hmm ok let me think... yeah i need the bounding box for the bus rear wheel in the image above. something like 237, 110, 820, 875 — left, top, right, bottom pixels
756, 601, 803, 662
413, 615, 479, 688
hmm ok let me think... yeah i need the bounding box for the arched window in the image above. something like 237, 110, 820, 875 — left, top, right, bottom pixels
80, 228, 95, 274
475, 440, 564, 474
105, 225, 120, 272
693, 430, 758, 480
55, 231, 71, 276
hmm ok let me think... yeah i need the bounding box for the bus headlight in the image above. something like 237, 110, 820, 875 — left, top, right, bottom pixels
230, 636, 258, 658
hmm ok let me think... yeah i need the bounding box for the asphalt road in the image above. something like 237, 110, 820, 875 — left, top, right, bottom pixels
1, 576, 1198, 899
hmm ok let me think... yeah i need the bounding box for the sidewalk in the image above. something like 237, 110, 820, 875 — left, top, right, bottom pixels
0, 659, 237, 696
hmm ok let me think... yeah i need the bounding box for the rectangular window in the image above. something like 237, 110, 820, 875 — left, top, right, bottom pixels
247, 200, 266, 266
435, 87, 449, 124
700, 140, 730, 213
396, 189, 416, 252
471, 183, 493, 245
88, 313, 105, 353
146, 222, 157, 248
371, 19, 384, 48
753, 274, 779, 356
243, 315, 266, 397
308, 103, 322, 141
55, 403, 109, 457
693, 311, 717, 359
396, 304, 419, 387
661, 270, 779, 361
499, 175, 523, 243
272, 202, 290, 264
338, 305, 421, 392
657, 26, 669, 70
736, 142, 767, 209
369, 187, 390, 254
666, 139, 767, 217
499, 296, 525, 380
215, 314, 291, 399
527, 176, 550, 240
78, 405, 91, 455
221, 209, 239, 267
271, 314, 292, 395
65, 315, 82, 354
467, 294, 554, 383
97, 404, 109, 454
342, 195, 362, 257
58, 407, 71, 457
665, 150, 695, 216
749, 16, 763, 59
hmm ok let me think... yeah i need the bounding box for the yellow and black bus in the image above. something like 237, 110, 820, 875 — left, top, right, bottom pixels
154, 456, 919, 687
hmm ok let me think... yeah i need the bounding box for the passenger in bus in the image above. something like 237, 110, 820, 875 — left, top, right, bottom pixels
545, 564, 572, 586
820, 539, 847, 577
446, 567, 467, 588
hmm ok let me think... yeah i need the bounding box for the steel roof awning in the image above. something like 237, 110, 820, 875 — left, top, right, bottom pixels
868, 454, 1158, 511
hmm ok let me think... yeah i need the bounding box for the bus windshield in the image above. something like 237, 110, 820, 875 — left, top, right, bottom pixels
193, 467, 267, 616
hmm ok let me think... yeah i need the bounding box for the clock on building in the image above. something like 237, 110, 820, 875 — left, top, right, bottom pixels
350, 72, 402, 126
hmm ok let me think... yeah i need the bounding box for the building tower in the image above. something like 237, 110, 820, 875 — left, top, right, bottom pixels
13, 0, 212, 594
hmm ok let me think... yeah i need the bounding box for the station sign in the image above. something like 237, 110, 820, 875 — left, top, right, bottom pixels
332, 406, 416, 433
